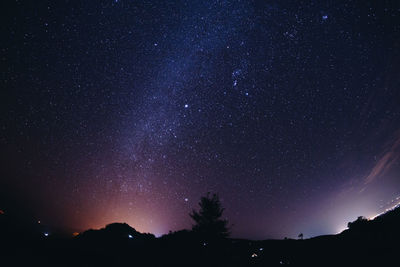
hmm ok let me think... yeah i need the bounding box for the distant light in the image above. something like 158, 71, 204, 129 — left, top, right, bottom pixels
184, 104, 189, 108
335, 226, 347, 234
251, 253, 258, 258
38, 220, 41, 224
0, 209, 4, 215
322, 15, 328, 20
203, 242, 207, 246
128, 234, 133, 239
369, 201, 400, 220
72, 232, 80, 237
44, 232, 49, 237
259, 247, 264, 251
184, 198, 189, 202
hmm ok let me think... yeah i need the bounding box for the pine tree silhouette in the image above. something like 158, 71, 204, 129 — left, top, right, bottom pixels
190, 193, 230, 239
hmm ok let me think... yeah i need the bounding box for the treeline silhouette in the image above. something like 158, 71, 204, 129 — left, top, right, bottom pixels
1, 193, 399, 266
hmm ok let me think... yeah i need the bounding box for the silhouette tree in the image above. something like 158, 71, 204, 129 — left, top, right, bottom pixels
347, 216, 368, 230
190, 193, 230, 239
298, 233, 303, 240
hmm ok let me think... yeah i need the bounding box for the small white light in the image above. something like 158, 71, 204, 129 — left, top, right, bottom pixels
44, 232, 49, 237
128, 234, 133, 239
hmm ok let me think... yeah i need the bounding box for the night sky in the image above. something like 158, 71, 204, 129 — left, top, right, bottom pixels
1, 0, 400, 239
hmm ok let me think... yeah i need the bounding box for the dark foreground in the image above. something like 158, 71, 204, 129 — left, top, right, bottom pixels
2, 207, 400, 266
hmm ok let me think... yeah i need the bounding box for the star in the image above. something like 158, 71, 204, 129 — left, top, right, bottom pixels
3, 0, 399, 241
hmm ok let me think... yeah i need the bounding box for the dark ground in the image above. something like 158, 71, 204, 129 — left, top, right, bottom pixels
1, 207, 399, 266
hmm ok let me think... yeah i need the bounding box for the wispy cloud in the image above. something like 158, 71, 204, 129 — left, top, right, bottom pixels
365, 131, 400, 184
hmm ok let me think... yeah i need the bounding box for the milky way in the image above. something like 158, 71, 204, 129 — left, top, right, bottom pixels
1, 0, 400, 239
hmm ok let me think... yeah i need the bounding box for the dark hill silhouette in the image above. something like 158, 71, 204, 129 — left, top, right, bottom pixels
77, 222, 155, 242
339, 205, 400, 242
2, 198, 400, 266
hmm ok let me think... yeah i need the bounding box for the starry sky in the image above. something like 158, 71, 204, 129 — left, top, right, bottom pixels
1, 0, 400, 239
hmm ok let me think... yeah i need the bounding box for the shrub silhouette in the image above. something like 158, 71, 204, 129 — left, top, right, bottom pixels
347, 216, 368, 230
298, 233, 303, 240
190, 193, 230, 239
